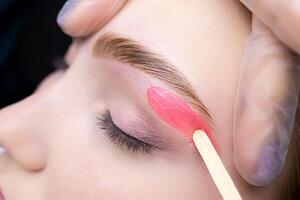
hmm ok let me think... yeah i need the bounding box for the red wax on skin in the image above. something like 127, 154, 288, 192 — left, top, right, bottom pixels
147, 86, 217, 148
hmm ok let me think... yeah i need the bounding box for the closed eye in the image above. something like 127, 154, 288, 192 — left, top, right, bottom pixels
97, 111, 154, 154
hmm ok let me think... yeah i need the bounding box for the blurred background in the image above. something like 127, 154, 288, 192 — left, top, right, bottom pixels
0, 0, 71, 108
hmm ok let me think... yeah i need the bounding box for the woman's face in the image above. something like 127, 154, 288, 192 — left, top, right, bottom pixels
0, 1, 255, 199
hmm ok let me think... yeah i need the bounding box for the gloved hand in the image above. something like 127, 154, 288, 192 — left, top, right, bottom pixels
57, 0, 127, 37
234, 3, 300, 186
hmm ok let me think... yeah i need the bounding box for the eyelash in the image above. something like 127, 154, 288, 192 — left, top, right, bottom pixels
97, 111, 153, 154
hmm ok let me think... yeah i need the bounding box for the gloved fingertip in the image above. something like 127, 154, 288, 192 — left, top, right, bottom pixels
57, 0, 78, 28
251, 141, 286, 186
57, 0, 127, 37
233, 94, 291, 186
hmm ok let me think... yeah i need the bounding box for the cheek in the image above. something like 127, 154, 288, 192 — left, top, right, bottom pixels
97, 156, 222, 199
45, 119, 219, 200
44, 133, 117, 199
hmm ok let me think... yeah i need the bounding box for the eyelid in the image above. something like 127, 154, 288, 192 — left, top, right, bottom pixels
97, 111, 155, 153
109, 110, 166, 149
129, 127, 165, 149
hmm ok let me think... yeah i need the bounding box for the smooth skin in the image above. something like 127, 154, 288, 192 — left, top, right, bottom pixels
58, 0, 300, 186
0, 0, 293, 199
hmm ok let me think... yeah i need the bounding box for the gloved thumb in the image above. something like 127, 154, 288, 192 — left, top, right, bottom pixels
233, 16, 300, 186
57, 0, 127, 37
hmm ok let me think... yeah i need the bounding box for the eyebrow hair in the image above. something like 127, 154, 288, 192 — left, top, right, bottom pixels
93, 33, 214, 128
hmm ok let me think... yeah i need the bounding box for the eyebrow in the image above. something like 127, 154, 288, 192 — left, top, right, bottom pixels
93, 33, 214, 129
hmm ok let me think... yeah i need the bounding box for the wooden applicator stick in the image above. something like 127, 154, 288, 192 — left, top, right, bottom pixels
147, 86, 242, 199
193, 130, 242, 200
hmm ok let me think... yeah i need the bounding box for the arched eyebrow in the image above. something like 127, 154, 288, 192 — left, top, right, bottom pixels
93, 32, 214, 129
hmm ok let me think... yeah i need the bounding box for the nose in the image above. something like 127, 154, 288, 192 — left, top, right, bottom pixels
0, 95, 47, 171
